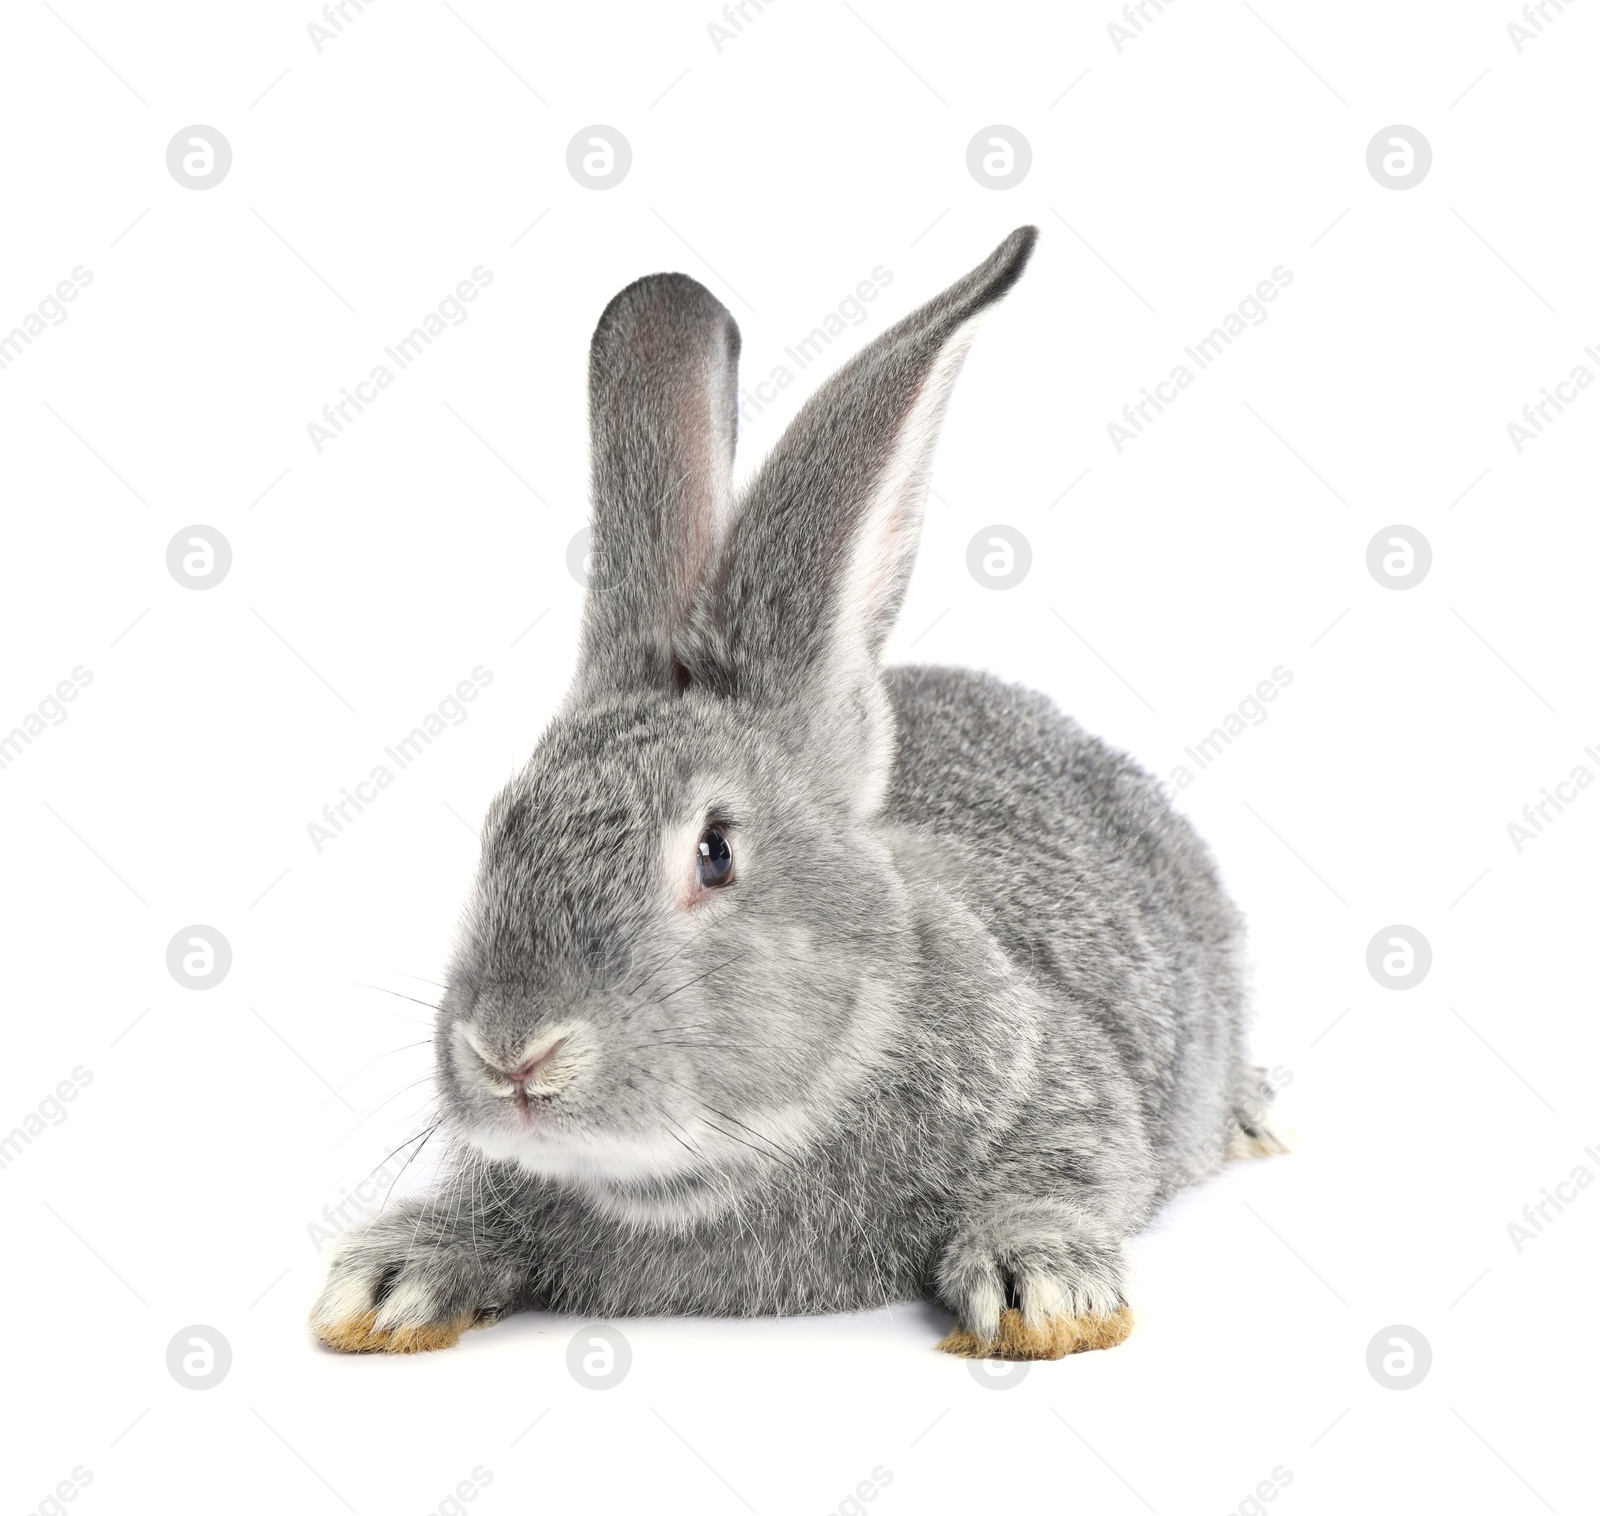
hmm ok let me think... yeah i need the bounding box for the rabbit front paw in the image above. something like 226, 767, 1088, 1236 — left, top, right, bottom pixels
937, 1304, 1134, 1361
310, 1210, 500, 1354
934, 1197, 1133, 1361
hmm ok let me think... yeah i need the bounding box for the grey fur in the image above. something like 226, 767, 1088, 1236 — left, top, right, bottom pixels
312, 227, 1272, 1352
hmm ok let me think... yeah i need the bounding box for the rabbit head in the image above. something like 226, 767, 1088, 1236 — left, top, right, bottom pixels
436, 227, 1038, 1212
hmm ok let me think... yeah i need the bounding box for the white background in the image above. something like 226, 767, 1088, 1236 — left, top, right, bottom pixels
2, 1, 1597, 1512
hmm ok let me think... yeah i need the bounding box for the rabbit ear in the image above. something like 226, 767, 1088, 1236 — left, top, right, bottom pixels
685, 227, 1037, 716
576, 272, 740, 698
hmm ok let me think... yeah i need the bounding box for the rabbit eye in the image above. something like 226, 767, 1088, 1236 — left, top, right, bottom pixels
696, 828, 733, 888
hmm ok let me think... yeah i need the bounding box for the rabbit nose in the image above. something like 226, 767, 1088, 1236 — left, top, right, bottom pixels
501, 1038, 565, 1085
454, 1020, 574, 1098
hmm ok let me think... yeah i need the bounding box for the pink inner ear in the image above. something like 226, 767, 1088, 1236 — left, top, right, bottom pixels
668, 345, 736, 621
834, 361, 959, 647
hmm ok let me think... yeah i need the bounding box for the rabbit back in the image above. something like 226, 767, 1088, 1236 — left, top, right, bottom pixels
883, 663, 1249, 1198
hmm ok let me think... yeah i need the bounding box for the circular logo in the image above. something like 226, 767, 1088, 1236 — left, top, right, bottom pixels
566, 1324, 631, 1389
1131, 780, 1175, 833
167, 1325, 232, 1389
566, 127, 632, 190
1366, 126, 1431, 190
1366, 526, 1431, 590
966, 126, 1032, 190
166, 126, 233, 190
966, 526, 1032, 590
1366, 926, 1430, 990
1366, 1324, 1431, 1389
166, 526, 232, 590
967, 1357, 1030, 1390
566, 527, 630, 594
166, 926, 233, 990
583, 936, 635, 992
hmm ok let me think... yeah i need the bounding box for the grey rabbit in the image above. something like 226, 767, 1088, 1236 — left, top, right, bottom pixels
311, 225, 1287, 1361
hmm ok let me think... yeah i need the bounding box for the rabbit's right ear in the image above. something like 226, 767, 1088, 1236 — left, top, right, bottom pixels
678, 228, 1036, 812
575, 272, 740, 699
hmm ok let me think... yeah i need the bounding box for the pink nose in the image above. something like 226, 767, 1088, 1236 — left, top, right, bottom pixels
504, 1039, 564, 1085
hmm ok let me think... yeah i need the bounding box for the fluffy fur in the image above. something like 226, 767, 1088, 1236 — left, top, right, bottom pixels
310, 227, 1281, 1361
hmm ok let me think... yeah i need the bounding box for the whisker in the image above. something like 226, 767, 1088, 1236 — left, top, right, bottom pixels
349, 982, 445, 1014
635, 955, 742, 1011
619, 915, 721, 999
375, 1122, 440, 1172
628, 1068, 808, 1175
694, 1114, 800, 1171
383, 1122, 442, 1207
700, 1102, 806, 1167
658, 1120, 701, 1160
633, 1040, 762, 1051
313, 1040, 432, 1112
394, 971, 450, 991
334, 1076, 438, 1145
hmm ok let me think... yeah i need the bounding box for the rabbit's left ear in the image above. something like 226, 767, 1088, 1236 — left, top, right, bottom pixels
576, 272, 740, 699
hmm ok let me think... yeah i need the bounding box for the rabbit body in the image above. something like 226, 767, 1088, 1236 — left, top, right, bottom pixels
311, 229, 1274, 1360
